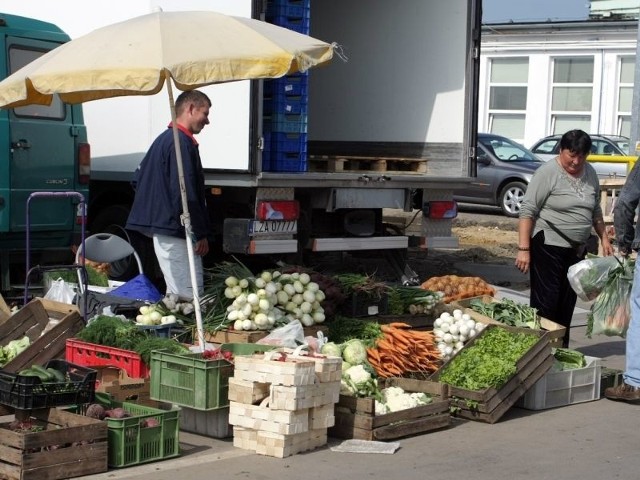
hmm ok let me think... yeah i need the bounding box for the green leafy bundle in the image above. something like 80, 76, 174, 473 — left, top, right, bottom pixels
438, 327, 539, 390
468, 298, 541, 330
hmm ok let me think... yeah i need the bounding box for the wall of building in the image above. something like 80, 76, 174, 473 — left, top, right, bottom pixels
479, 21, 637, 149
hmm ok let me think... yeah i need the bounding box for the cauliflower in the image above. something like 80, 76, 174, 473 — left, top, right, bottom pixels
341, 364, 380, 398
378, 387, 433, 413
375, 400, 389, 415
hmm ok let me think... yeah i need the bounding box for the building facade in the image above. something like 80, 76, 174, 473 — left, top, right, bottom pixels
479, 20, 638, 149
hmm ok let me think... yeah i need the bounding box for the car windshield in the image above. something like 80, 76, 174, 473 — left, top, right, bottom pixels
480, 137, 540, 162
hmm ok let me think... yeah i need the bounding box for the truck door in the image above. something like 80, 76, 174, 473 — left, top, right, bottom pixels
3, 37, 79, 235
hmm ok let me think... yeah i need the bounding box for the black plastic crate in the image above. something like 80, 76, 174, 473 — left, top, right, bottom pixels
0, 359, 97, 410
345, 292, 389, 317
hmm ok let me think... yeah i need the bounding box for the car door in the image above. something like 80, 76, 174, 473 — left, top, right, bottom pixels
456, 142, 500, 202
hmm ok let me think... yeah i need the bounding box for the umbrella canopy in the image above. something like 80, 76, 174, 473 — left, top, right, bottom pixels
0, 9, 335, 108
0, 10, 336, 348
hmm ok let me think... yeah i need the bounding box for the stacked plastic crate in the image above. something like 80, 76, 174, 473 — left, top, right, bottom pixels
263, 0, 310, 172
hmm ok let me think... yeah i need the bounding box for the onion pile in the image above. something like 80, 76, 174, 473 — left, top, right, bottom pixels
223, 270, 326, 331
433, 309, 486, 360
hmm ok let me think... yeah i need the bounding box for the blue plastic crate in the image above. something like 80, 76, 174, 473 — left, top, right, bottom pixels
271, 132, 308, 152
266, 1, 310, 19
267, 15, 310, 34
264, 113, 308, 134
264, 74, 309, 97
263, 95, 308, 115
264, 151, 308, 172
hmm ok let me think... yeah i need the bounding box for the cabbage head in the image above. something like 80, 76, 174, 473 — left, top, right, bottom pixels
320, 341, 342, 358
342, 339, 367, 365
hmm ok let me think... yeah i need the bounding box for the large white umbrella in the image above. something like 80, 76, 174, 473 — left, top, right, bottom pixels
0, 10, 336, 349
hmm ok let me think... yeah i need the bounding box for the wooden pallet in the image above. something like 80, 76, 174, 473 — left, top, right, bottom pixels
308, 155, 428, 174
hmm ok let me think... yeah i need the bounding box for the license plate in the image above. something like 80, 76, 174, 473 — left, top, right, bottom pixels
249, 220, 297, 236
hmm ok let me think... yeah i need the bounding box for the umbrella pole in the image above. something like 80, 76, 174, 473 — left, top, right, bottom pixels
166, 78, 207, 351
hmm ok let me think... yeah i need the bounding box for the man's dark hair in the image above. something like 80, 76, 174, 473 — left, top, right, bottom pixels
175, 89, 211, 115
559, 129, 592, 156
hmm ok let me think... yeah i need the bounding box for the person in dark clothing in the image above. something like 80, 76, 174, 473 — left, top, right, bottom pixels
515, 129, 613, 347
126, 89, 212, 300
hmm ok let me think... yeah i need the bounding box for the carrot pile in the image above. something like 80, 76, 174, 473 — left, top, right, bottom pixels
366, 322, 441, 378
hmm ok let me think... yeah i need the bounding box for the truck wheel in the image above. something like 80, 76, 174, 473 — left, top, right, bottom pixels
498, 181, 527, 218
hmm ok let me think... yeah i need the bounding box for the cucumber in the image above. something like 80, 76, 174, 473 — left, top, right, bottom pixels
46, 367, 66, 382
18, 368, 41, 377
30, 364, 55, 382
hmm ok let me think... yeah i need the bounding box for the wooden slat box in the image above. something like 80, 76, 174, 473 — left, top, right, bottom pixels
432, 324, 553, 424
233, 353, 317, 387
1, 299, 84, 374
0, 408, 108, 480
329, 377, 451, 441
452, 295, 566, 347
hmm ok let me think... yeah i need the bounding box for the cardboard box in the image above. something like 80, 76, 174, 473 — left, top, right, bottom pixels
94, 365, 150, 402
453, 295, 566, 347
0, 293, 11, 323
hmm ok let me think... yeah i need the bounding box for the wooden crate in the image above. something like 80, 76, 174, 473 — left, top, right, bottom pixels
329, 377, 451, 441
432, 324, 553, 424
0, 408, 108, 480
94, 365, 150, 402
1, 299, 84, 374
205, 324, 328, 344
453, 295, 566, 347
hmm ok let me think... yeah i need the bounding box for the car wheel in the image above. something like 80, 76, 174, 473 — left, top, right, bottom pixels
499, 181, 527, 218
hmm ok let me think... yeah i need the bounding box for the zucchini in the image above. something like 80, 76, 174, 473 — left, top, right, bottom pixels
46, 367, 66, 382
30, 364, 55, 382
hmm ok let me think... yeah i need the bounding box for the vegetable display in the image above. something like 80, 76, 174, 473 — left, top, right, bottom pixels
438, 326, 539, 390
387, 285, 443, 316
203, 261, 328, 333
375, 386, 432, 415
433, 310, 485, 360
367, 323, 441, 377
420, 275, 495, 303
466, 298, 541, 330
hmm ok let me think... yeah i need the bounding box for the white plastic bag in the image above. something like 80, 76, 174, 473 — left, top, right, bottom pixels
44, 278, 76, 304
567, 255, 622, 301
257, 320, 305, 348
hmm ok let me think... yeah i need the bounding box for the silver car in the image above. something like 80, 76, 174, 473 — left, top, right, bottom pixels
453, 133, 543, 218
530, 134, 632, 179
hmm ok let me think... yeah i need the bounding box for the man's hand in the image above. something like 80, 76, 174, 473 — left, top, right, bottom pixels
194, 238, 209, 256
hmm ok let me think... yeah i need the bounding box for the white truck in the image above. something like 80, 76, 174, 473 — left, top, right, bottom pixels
5, 0, 481, 287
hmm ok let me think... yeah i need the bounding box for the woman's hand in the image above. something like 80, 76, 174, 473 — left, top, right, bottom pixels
600, 235, 614, 257
194, 238, 209, 256
515, 250, 530, 273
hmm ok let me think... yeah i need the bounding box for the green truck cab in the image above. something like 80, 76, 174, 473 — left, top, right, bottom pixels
0, 13, 89, 294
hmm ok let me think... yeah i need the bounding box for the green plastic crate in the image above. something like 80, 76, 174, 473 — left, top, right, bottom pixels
105, 400, 180, 468
220, 343, 276, 356
150, 350, 234, 411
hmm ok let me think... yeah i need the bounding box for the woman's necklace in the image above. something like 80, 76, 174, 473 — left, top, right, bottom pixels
558, 161, 586, 200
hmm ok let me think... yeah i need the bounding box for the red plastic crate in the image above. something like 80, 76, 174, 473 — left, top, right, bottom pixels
65, 338, 150, 379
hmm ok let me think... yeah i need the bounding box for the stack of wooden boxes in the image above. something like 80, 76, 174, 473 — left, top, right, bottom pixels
229, 350, 341, 458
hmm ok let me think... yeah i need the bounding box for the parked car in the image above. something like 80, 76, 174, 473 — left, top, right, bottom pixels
454, 133, 543, 218
530, 134, 633, 179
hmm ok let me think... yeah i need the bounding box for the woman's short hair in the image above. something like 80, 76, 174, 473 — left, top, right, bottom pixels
559, 129, 592, 156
